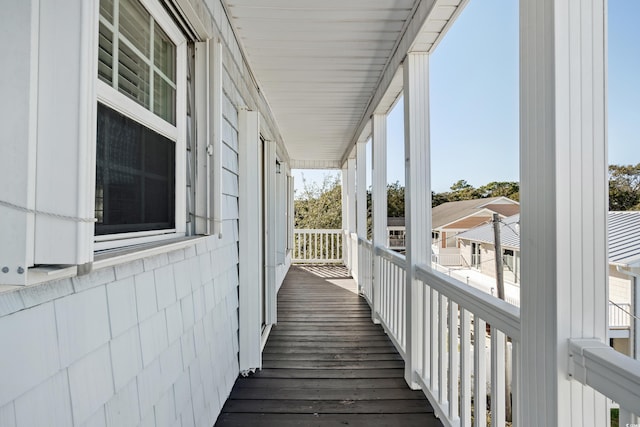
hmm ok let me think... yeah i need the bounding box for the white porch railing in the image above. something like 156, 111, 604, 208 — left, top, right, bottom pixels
363, 244, 640, 426
609, 302, 632, 329
290, 229, 640, 423
358, 237, 374, 305
292, 229, 342, 263
431, 252, 463, 267
376, 246, 407, 357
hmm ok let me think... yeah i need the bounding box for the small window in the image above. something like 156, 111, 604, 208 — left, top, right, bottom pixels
96, 0, 186, 245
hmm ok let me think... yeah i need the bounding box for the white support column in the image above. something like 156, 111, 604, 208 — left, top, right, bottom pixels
403, 52, 431, 389
265, 139, 278, 325
356, 142, 367, 290
520, 0, 607, 425
347, 158, 357, 277
372, 114, 387, 323
341, 166, 349, 267
356, 142, 367, 240
238, 109, 261, 371
288, 173, 295, 254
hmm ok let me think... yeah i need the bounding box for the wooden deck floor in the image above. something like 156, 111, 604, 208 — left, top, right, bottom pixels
215, 265, 442, 426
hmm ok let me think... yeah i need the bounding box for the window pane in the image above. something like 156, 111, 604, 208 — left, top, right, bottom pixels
118, 42, 150, 109
98, 21, 113, 84
154, 73, 176, 124
119, 0, 150, 59
96, 103, 175, 235
100, 0, 114, 24
154, 24, 175, 81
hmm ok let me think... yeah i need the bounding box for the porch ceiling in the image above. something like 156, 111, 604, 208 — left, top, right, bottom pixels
223, 0, 464, 168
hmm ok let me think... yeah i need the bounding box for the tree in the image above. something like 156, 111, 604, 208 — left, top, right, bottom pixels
609, 163, 640, 211
447, 180, 481, 201
294, 174, 342, 229
477, 181, 520, 201
387, 182, 405, 217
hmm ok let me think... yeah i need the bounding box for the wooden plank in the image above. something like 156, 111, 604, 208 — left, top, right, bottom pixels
264, 345, 397, 354
262, 360, 404, 369
221, 399, 432, 414
262, 352, 403, 362
215, 413, 442, 427
229, 387, 426, 401
252, 368, 406, 379
232, 378, 409, 389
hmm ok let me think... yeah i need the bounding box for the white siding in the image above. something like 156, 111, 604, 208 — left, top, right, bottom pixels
0, 0, 293, 425
0, 238, 240, 427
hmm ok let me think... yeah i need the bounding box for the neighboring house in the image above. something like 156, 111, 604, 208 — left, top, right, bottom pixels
387, 217, 406, 251
431, 197, 520, 265
457, 211, 640, 357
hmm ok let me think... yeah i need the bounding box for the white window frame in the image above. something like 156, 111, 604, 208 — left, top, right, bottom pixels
95, 0, 187, 251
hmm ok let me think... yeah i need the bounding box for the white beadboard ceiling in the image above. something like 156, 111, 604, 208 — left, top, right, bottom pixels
223, 0, 464, 168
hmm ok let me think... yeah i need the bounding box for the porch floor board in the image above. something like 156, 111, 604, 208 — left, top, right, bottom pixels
215, 265, 442, 427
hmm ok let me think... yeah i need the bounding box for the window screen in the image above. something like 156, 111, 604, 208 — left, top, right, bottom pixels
96, 103, 175, 235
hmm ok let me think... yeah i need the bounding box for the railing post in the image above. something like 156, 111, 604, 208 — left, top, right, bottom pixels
372, 113, 387, 323
403, 52, 431, 389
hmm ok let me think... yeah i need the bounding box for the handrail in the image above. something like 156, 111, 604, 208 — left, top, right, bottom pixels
415, 263, 521, 342
569, 339, 640, 414
295, 228, 342, 233
358, 236, 372, 249
375, 245, 407, 269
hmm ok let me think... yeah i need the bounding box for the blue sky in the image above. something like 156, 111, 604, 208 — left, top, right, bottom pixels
294, 0, 640, 194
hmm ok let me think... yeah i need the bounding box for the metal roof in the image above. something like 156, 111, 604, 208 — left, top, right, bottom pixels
608, 211, 640, 266
457, 211, 640, 266
456, 214, 521, 249
223, 0, 466, 168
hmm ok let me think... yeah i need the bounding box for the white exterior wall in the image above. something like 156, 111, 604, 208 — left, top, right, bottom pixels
0, 0, 290, 425
0, 239, 239, 427
609, 265, 632, 304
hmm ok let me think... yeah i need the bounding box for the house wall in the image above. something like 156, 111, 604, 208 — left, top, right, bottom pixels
0, 237, 239, 427
0, 0, 290, 426
609, 264, 632, 304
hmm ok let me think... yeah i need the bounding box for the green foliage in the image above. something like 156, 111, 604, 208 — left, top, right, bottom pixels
609, 163, 640, 211
294, 174, 342, 229
432, 180, 519, 206
386, 181, 405, 217
294, 164, 640, 230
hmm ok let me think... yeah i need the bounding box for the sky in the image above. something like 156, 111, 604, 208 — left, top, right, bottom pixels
293, 0, 640, 195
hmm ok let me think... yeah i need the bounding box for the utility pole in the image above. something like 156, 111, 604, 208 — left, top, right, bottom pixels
492, 213, 505, 300
492, 213, 511, 421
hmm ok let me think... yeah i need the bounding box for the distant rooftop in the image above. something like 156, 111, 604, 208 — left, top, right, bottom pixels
432, 197, 520, 229
457, 211, 640, 266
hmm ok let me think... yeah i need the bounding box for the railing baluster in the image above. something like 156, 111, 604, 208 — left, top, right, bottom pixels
439, 294, 447, 406
460, 308, 472, 426
512, 340, 520, 427
491, 327, 506, 427
422, 283, 430, 381
449, 300, 459, 421
474, 318, 487, 427
430, 288, 439, 391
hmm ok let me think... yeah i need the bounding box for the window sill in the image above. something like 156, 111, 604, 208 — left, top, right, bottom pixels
0, 235, 208, 315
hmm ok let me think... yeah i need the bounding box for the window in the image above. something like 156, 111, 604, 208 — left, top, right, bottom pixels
96, 0, 186, 244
